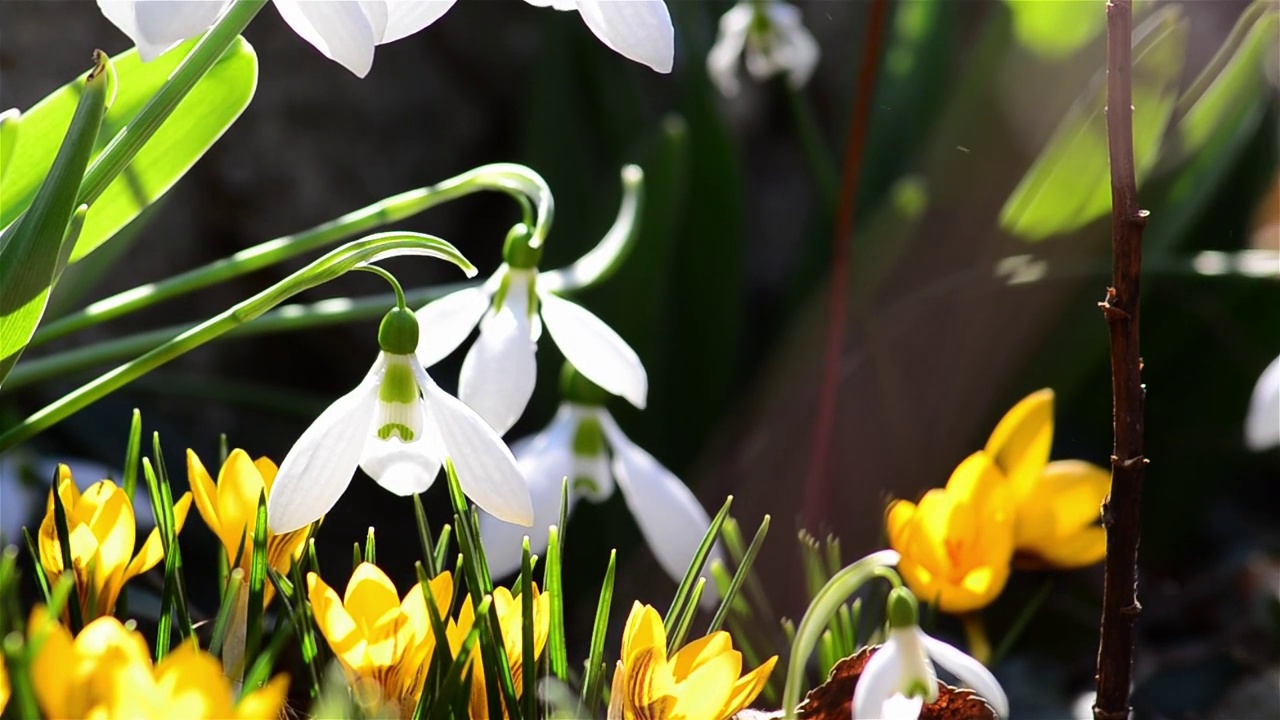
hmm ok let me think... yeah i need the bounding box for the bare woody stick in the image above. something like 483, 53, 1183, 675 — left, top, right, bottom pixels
1095, 1, 1150, 718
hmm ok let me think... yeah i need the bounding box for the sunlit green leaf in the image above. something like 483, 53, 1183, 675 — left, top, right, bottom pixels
1172, 3, 1278, 160
1005, 0, 1106, 59
0, 54, 108, 388
0, 37, 257, 262
999, 9, 1188, 242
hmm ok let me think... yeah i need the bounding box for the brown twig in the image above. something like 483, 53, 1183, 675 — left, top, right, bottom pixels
1095, 1, 1149, 718
804, 0, 890, 527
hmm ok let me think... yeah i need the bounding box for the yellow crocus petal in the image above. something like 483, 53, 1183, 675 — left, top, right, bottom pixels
621, 602, 667, 665
154, 642, 237, 718
308, 572, 368, 674
668, 647, 739, 720
29, 606, 75, 719
236, 673, 290, 719
624, 646, 676, 717
984, 388, 1054, 495
123, 492, 193, 582
186, 450, 223, 542
254, 456, 279, 488
401, 570, 453, 644
669, 631, 732, 679
344, 563, 403, 627
217, 450, 266, 563
718, 655, 778, 718
1014, 460, 1110, 567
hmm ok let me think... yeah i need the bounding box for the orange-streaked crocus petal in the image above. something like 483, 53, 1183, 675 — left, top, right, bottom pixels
984, 388, 1054, 495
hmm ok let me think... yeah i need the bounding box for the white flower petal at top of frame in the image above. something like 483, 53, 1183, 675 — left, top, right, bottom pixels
99, 0, 457, 76
101, 0, 673, 76
1245, 354, 1280, 451
524, 0, 674, 73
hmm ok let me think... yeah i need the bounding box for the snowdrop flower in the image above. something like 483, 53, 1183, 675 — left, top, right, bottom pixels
415, 226, 647, 436
707, 0, 820, 97
267, 306, 533, 534
99, 0, 673, 78
854, 587, 1009, 719
478, 365, 721, 597
1245, 354, 1280, 451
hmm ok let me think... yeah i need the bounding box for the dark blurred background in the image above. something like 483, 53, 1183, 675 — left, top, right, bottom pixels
2, 1, 1278, 716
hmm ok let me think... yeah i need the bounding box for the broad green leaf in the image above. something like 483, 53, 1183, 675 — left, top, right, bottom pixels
1172, 3, 1278, 160
0, 37, 257, 262
0, 109, 19, 183
0, 54, 108, 388
1005, 0, 1106, 59
999, 9, 1188, 242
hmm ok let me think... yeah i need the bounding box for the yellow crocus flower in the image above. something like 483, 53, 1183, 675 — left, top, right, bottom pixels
886, 452, 1016, 614
0, 653, 9, 715
188, 449, 311, 587
449, 584, 551, 720
984, 389, 1111, 568
607, 602, 776, 720
308, 563, 453, 718
27, 606, 287, 719
38, 467, 191, 620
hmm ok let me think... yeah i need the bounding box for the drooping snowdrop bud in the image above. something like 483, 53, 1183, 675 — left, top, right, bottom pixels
416, 225, 647, 436
1245, 354, 1280, 451
707, 0, 820, 97
478, 364, 721, 605
853, 588, 1009, 719
267, 306, 532, 535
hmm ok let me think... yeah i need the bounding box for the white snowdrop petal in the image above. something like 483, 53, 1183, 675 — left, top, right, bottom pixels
378, 0, 455, 43
539, 291, 647, 409
359, 421, 443, 497
134, 0, 227, 57
1245, 354, 1280, 451
777, 17, 820, 88
459, 277, 537, 436
478, 425, 577, 578
268, 359, 383, 534
523, 0, 580, 12
573, 0, 674, 73
923, 633, 1009, 718
852, 639, 905, 720
599, 414, 722, 601
706, 4, 753, 97
274, 0, 380, 77
881, 694, 927, 720
415, 286, 492, 367
418, 369, 534, 526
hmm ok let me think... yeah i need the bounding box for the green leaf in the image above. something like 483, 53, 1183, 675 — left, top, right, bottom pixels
1005, 0, 1106, 58
0, 53, 108, 387
999, 9, 1188, 242
0, 37, 258, 262
1171, 3, 1278, 160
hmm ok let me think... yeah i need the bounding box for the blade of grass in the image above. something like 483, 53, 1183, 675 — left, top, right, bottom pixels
708, 514, 769, 633
122, 408, 142, 500
433, 524, 453, 575
521, 540, 536, 720
364, 525, 376, 564
543, 511, 567, 680
414, 493, 438, 578
21, 528, 52, 604
580, 550, 616, 715
241, 614, 292, 692
413, 561, 456, 718
209, 567, 245, 657
667, 578, 705, 651
664, 495, 732, 638
49, 471, 84, 632
243, 491, 268, 676
427, 596, 491, 720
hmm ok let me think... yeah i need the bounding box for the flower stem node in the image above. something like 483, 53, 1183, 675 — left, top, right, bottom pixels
502, 223, 542, 270
377, 307, 420, 355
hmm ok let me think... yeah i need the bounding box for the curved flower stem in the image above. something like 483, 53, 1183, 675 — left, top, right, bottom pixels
354, 265, 407, 310
0, 233, 474, 453
781, 551, 901, 718
33, 164, 549, 346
